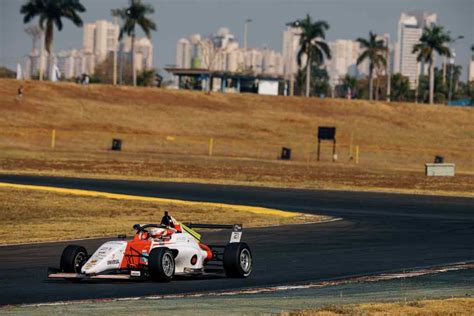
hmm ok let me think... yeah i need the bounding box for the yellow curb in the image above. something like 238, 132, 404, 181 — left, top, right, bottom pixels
0, 182, 297, 218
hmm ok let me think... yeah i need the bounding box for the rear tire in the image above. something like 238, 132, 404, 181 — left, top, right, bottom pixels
223, 242, 252, 278
148, 248, 175, 282
60, 245, 88, 273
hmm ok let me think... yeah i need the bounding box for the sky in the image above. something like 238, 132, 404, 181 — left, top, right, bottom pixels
0, 0, 473, 79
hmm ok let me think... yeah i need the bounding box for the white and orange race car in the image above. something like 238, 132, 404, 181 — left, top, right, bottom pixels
48, 218, 252, 282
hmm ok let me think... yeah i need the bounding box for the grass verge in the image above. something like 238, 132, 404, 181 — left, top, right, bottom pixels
0, 79, 472, 196
0, 186, 329, 245
287, 298, 474, 315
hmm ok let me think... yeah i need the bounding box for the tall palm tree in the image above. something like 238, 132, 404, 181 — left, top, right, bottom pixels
413, 25, 451, 104
293, 15, 331, 97
112, 0, 156, 87
391, 73, 410, 102
21, 0, 86, 81
356, 32, 387, 101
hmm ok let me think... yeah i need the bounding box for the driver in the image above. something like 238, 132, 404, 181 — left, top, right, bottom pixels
161, 211, 175, 228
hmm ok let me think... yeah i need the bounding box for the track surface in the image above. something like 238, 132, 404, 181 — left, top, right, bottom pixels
0, 174, 473, 305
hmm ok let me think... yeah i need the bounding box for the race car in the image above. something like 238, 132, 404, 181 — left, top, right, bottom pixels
47, 218, 252, 282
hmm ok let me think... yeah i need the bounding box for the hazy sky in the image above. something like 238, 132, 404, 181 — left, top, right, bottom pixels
1, 0, 472, 79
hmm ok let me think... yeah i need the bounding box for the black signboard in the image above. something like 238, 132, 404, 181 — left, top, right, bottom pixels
318, 127, 336, 140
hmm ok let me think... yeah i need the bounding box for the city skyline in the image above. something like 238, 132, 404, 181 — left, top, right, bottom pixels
1, 0, 472, 80
22, 19, 154, 80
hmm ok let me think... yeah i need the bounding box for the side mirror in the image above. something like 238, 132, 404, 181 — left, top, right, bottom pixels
133, 224, 141, 231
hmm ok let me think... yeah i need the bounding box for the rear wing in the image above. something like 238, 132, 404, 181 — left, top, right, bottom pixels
183, 223, 243, 243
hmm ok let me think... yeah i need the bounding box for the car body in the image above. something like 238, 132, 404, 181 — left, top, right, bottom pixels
48, 218, 252, 282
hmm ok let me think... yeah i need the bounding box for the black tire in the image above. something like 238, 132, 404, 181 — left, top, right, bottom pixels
148, 248, 175, 282
223, 242, 252, 278
60, 245, 88, 273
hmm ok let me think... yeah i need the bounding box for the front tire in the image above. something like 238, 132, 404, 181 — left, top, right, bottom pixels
60, 245, 88, 273
223, 242, 252, 278
148, 248, 175, 282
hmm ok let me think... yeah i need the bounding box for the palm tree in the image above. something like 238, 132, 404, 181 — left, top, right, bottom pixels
112, 0, 156, 87
21, 0, 86, 81
293, 15, 331, 97
356, 32, 387, 101
413, 25, 451, 104
390, 73, 410, 102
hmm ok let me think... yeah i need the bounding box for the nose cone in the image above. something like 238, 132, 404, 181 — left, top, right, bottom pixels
81, 241, 127, 274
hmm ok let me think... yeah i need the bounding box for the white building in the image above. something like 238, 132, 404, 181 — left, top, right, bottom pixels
282, 26, 302, 77
134, 37, 153, 71
56, 49, 77, 78
82, 20, 119, 63
394, 12, 437, 87
227, 48, 245, 72
23, 49, 47, 79
262, 49, 284, 75
244, 49, 263, 73
213, 27, 235, 49
175, 28, 283, 76
325, 39, 367, 86
176, 38, 192, 69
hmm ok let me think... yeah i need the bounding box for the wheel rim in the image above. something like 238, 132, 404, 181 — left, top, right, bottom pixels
240, 249, 251, 273
74, 252, 87, 273
162, 253, 174, 277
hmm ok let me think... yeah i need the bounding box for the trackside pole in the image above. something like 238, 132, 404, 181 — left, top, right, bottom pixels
208, 138, 214, 156
355, 145, 359, 164
51, 129, 56, 149
317, 139, 321, 161
349, 132, 353, 159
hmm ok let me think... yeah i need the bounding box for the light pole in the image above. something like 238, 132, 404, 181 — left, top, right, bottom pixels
243, 19, 252, 51
385, 38, 391, 102
448, 49, 456, 105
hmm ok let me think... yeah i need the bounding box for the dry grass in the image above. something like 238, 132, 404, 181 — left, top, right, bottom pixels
286, 298, 474, 316
0, 79, 473, 195
0, 187, 327, 245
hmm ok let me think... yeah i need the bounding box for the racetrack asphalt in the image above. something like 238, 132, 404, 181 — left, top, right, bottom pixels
0, 174, 473, 305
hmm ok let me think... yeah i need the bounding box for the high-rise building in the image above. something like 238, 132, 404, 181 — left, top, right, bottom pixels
262, 49, 284, 75
120, 36, 153, 72
394, 12, 437, 87
83, 23, 96, 54
325, 39, 368, 86
282, 26, 302, 77
176, 38, 192, 69
227, 49, 245, 72
244, 49, 263, 73
134, 37, 153, 71
175, 28, 283, 75
56, 49, 77, 79
82, 20, 119, 63
23, 49, 47, 79
213, 27, 235, 49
